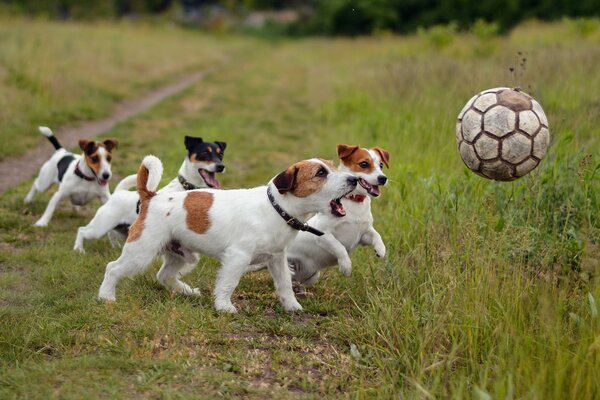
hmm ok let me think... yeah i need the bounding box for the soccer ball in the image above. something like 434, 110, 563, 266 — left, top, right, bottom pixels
456, 87, 550, 181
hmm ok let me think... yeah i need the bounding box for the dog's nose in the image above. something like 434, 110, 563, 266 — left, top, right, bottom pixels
347, 176, 358, 186
102, 172, 110, 180
378, 175, 387, 185
216, 164, 225, 173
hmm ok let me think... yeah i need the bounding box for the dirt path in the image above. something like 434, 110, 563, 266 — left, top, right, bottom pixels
0, 70, 208, 194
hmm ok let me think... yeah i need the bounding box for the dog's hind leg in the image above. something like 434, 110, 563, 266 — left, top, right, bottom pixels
268, 251, 302, 312
98, 242, 158, 301
156, 252, 201, 297
24, 180, 39, 204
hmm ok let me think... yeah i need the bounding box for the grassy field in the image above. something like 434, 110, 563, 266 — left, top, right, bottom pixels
1, 19, 600, 398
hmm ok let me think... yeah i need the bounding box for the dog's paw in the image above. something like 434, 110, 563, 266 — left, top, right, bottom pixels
375, 243, 386, 259
98, 293, 116, 302
339, 259, 352, 277
182, 286, 201, 297
215, 300, 237, 314
73, 245, 85, 254
282, 299, 303, 313
33, 220, 48, 228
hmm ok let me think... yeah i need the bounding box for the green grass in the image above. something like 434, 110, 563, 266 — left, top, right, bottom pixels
1, 19, 600, 398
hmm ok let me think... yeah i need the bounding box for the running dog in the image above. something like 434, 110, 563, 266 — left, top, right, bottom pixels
98, 155, 358, 313
73, 136, 226, 252
25, 127, 118, 227
287, 144, 389, 292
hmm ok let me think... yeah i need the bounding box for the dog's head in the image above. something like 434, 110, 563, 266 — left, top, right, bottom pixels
336, 144, 389, 197
184, 136, 226, 189
272, 158, 358, 217
78, 139, 119, 186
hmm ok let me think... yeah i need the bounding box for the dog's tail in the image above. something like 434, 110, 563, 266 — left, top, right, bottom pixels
38, 126, 62, 150
137, 155, 163, 203
114, 174, 138, 192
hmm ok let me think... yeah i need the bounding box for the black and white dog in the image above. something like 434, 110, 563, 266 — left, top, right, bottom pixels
73, 136, 226, 252
25, 127, 118, 227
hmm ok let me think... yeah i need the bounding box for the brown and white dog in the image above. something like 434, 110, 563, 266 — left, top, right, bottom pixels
25, 127, 118, 227
98, 155, 358, 313
286, 144, 389, 291
73, 135, 226, 252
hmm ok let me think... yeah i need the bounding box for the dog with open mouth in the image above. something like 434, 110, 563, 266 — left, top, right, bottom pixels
286, 144, 390, 293
98, 155, 358, 312
25, 127, 118, 227
73, 136, 226, 252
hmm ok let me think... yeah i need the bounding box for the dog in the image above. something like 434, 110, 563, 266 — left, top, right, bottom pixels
73, 136, 226, 252
286, 144, 389, 292
98, 155, 358, 313
25, 127, 118, 227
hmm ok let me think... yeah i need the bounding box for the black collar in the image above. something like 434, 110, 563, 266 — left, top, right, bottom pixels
266, 186, 324, 237
74, 161, 96, 182
178, 174, 199, 191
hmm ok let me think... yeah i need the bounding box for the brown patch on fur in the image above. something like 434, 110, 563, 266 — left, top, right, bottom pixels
291, 161, 328, 198
127, 164, 157, 242
497, 90, 532, 112
190, 153, 207, 163
339, 147, 374, 173
372, 147, 390, 168
318, 158, 337, 171
78, 138, 118, 175
184, 191, 213, 234
337, 144, 359, 159
127, 200, 149, 242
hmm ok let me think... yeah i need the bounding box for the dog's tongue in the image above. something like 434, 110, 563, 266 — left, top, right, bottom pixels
330, 199, 346, 217
98, 179, 108, 186
370, 185, 380, 197
199, 169, 221, 189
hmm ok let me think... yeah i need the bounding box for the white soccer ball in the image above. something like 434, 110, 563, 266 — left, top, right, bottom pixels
456, 87, 550, 181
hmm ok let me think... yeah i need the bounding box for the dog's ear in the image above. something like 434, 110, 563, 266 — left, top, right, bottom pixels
215, 141, 227, 152
337, 144, 359, 160
79, 139, 96, 155
103, 139, 119, 152
184, 136, 203, 151
273, 165, 298, 194
373, 147, 390, 168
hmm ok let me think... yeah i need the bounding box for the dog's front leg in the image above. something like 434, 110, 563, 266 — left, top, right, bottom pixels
34, 190, 64, 227
361, 227, 386, 259
214, 250, 252, 313
268, 251, 302, 312
316, 232, 353, 277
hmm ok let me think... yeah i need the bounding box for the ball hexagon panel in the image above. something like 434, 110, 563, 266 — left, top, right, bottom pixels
532, 99, 549, 127
474, 134, 499, 160
533, 127, 550, 159
502, 132, 532, 164
473, 93, 498, 112
461, 109, 482, 142
459, 142, 480, 170
481, 160, 515, 181
484, 105, 516, 138
455, 122, 463, 143
516, 158, 539, 177
518, 110, 540, 136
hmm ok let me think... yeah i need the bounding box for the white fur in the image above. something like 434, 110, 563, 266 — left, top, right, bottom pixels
73, 148, 221, 252
287, 148, 387, 287
25, 129, 113, 227
98, 157, 358, 313
142, 155, 163, 192
38, 126, 54, 137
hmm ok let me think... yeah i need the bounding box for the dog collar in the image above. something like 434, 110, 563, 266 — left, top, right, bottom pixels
74, 161, 96, 182
266, 186, 324, 237
345, 194, 366, 203
178, 174, 199, 191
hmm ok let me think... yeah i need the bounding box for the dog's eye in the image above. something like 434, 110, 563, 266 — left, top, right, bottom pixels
218, 153, 223, 160
107, 155, 112, 162
316, 168, 328, 177
379, 162, 384, 169
91, 156, 99, 163
359, 161, 370, 169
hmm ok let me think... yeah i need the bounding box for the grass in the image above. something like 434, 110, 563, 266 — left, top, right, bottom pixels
1, 19, 600, 398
